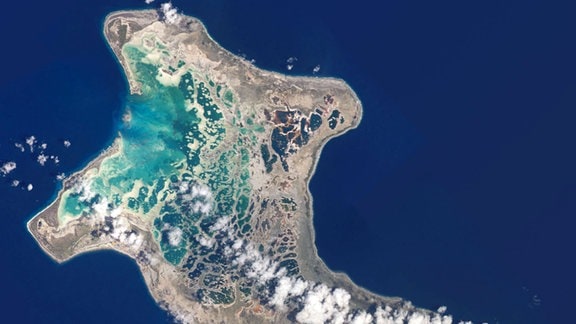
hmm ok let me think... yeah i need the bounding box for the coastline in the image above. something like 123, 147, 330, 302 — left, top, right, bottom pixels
103, 10, 161, 95
26, 137, 122, 263
27, 9, 448, 322
168, 10, 399, 306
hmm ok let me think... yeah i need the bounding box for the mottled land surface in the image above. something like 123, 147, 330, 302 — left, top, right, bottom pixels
28, 10, 452, 324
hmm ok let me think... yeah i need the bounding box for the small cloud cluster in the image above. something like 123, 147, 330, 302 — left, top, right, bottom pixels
313, 64, 321, 74
1, 161, 17, 176
209, 216, 231, 232
270, 276, 310, 310
37, 154, 48, 166
197, 234, 216, 248
161, 223, 185, 247
286, 56, 298, 71
2, 135, 71, 191
295, 284, 350, 323
160, 2, 181, 25
14, 143, 24, 152
177, 181, 213, 214
200, 213, 457, 324
159, 210, 465, 323
145, 0, 155, 4
13, 135, 64, 167
372, 305, 455, 324
190, 216, 233, 249
72, 178, 97, 202
287, 57, 298, 63
106, 209, 143, 249
26, 135, 37, 152
166, 225, 184, 246
83, 191, 144, 250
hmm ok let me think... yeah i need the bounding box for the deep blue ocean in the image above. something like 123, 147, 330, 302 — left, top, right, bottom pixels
1, 0, 574, 323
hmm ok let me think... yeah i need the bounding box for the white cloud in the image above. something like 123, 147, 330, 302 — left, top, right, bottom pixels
286, 57, 298, 64
109, 207, 123, 218
372, 304, 456, 324
210, 216, 231, 233
270, 276, 302, 310
63, 140, 71, 148
408, 313, 430, 324
191, 182, 212, 199
145, 0, 155, 3
178, 181, 189, 193
14, 142, 24, 152
313, 65, 321, 74
175, 212, 462, 324
1, 161, 16, 175
76, 179, 96, 202
91, 197, 109, 217
286, 57, 298, 71
431, 314, 452, 324
110, 217, 129, 239
160, 2, 181, 25
332, 288, 351, 309
27, 183, 33, 191
194, 231, 215, 249
191, 200, 211, 214
37, 154, 48, 166
137, 181, 462, 324
348, 311, 374, 324
86, 196, 143, 249
168, 226, 183, 246
26, 135, 36, 152
269, 276, 309, 309
232, 238, 244, 251
296, 283, 351, 324
199, 216, 458, 324
125, 232, 141, 246
178, 181, 213, 215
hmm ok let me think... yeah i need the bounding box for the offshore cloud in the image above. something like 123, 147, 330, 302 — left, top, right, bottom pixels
14, 142, 25, 152
0, 161, 17, 175
26, 135, 37, 152
37, 153, 48, 166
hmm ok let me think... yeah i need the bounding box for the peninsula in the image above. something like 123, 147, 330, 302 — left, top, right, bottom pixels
28, 9, 453, 324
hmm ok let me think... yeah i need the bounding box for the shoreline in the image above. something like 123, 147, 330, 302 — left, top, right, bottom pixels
27, 137, 122, 263
169, 9, 398, 305
27, 9, 447, 322
103, 9, 363, 97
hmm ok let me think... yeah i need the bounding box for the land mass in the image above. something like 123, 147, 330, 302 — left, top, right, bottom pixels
28, 9, 452, 324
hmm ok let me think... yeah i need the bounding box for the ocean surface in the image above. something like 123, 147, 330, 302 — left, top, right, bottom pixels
0, 0, 574, 323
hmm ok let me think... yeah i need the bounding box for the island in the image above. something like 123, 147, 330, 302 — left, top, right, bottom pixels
27, 9, 453, 324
